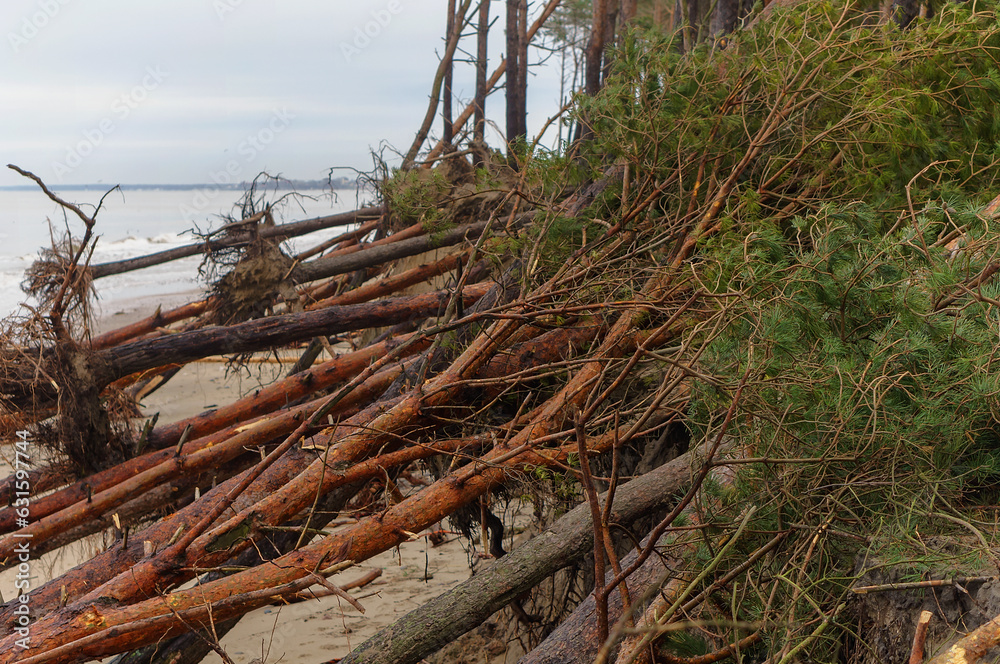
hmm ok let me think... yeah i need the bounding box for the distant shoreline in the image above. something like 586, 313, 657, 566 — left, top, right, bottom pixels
0, 179, 356, 192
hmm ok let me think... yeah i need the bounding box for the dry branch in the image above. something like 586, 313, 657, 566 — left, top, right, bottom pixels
88, 299, 212, 350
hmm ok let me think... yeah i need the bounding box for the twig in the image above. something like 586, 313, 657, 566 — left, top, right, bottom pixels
910, 610, 932, 664
8, 164, 117, 337
575, 411, 609, 643
853, 576, 994, 594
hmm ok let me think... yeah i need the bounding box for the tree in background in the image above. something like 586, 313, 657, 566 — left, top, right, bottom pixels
473, 0, 491, 164
506, 0, 528, 164
443, 0, 457, 145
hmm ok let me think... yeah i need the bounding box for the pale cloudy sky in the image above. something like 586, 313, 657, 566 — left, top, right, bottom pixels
1, 1, 566, 187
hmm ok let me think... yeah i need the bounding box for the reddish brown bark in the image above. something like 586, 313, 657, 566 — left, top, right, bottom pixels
144, 333, 428, 449
506, 0, 525, 154
925, 612, 1000, 663
0, 312, 525, 658
585, 0, 610, 96
0, 342, 427, 543
88, 299, 211, 350
1, 284, 491, 411
292, 217, 381, 262
0, 323, 594, 547
2, 420, 626, 664
306, 251, 471, 310
0, 444, 317, 623
0, 267, 679, 661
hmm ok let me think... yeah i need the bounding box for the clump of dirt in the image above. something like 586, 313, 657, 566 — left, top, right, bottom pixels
425, 620, 514, 664
8, 231, 138, 476
50, 342, 136, 475
847, 548, 1000, 663
209, 236, 295, 325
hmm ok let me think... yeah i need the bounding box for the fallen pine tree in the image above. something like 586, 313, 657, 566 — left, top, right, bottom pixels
8, 3, 1000, 664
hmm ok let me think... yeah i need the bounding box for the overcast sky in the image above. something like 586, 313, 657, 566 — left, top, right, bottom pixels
1, 1, 567, 188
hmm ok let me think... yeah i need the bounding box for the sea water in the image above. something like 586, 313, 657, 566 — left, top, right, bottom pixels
0, 187, 367, 319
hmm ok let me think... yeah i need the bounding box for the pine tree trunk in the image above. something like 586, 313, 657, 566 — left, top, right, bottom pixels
585, 0, 609, 96
339, 449, 698, 664
711, 0, 740, 37
474, 0, 490, 164
620, 0, 638, 24
443, 0, 456, 144
505, 0, 526, 162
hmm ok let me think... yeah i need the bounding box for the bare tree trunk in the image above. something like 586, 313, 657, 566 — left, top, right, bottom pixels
654, 0, 671, 31
505, 0, 527, 163
601, 2, 619, 84
401, 0, 472, 169
339, 448, 698, 664
620, 0, 638, 24
891, 0, 921, 27
711, 0, 740, 37
474, 0, 491, 165
676, 0, 700, 50
89, 207, 380, 279
444, 0, 456, 145
576, 0, 611, 144
518, 0, 527, 141
423, 0, 562, 165
584, 0, 609, 96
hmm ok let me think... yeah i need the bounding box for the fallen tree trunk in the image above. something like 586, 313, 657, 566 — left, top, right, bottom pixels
1, 284, 490, 410
109, 479, 367, 664
142, 333, 426, 449
105, 283, 490, 380
290, 218, 500, 284
339, 444, 701, 664
0, 267, 682, 661
88, 299, 212, 350
88, 218, 392, 350
88, 207, 382, 278
0, 440, 320, 624
305, 250, 471, 310
0, 317, 601, 549
0, 319, 600, 558
0, 357, 414, 560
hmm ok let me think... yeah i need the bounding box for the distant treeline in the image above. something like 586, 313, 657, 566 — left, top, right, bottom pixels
0, 177, 356, 192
